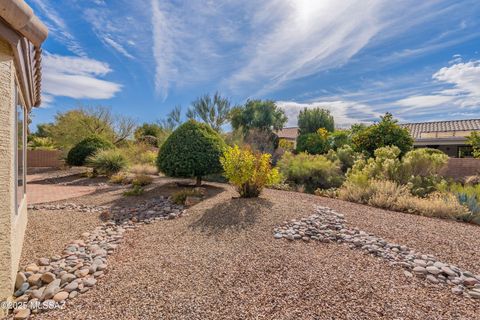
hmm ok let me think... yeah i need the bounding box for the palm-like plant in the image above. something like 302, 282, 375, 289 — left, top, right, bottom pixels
187, 92, 232, 131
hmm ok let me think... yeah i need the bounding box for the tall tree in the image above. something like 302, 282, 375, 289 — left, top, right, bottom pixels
230, 99, 287, 134
187, 92, 232, 131
297, 107, 334, 134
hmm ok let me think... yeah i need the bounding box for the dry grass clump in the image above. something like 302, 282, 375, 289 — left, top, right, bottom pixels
129, 164, 158, 175
367, 180, 409, 210
123, 185, 144, 196
132, 174, 153, 187
395, 192, 467, 219
171, 188, 203, 205
339, 179, 466, 219
109, 172, 131, 184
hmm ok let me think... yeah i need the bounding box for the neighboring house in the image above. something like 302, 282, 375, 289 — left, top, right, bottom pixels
276, 127, 298, 146
0, 0, 47, 313
400, 119, 479, 158
277, 119, 480, 158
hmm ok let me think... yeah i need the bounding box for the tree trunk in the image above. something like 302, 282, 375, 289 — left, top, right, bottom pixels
196, 176, 202, 187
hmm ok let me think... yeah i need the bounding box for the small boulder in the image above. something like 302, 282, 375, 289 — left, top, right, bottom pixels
40, 272, 56, 284
464, 277, 479, 287
53, 291, 69, 302
37, 258, 50, 266
42, 279, 61, 300
13, 308, 31, 320
15, 272, 27, 290
60, 273, 76, 285
64, 281, 78, 293
25, 264, 39, 273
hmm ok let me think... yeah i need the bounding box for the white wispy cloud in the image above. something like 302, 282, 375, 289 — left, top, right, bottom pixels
228, 1, 387, 95
148, 0, 474, 101
150, 0, 242, 99
42, 54, 122, 100
83, 7, 136, 60
29, 0, 86, 56
276, 100, 381, 128
394, 60, 480, 113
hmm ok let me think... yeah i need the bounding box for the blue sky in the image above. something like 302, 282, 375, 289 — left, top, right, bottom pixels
27, 0, 480, 130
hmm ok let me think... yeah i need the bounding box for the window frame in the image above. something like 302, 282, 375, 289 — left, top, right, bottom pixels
14, 82, 27, 215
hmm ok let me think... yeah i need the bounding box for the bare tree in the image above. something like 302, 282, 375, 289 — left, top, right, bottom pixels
158, 105, 183, 131
81, 106, 137, 145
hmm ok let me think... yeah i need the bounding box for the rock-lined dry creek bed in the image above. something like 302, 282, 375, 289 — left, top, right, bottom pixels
274, 206, 480, 300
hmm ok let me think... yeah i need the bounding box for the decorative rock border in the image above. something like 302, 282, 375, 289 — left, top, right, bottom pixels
11, 197, 185, 319
27, 203, 109, 213
274, 206, 480, 300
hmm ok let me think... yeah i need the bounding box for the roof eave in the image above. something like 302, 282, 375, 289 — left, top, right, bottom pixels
0, 0, 48, 47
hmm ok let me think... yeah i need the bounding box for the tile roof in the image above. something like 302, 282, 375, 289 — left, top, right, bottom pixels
400, 119, 480, 139
276, 127, 298, 140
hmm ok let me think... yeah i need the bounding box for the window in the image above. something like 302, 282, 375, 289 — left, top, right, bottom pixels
458, 146, 473, 158
15, 84, 26, 210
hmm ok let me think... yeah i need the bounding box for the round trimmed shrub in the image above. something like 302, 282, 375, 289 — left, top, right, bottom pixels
157, 120, 226, 186
67, 136, 114, 166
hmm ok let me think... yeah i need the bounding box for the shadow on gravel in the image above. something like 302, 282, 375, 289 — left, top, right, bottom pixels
189, 197, 273, 235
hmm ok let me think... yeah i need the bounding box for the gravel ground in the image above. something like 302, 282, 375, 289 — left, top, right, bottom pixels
34, 187, 480, 320
20, 210, 102, 267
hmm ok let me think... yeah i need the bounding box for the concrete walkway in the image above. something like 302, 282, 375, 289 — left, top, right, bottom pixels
27, 183, 100, 204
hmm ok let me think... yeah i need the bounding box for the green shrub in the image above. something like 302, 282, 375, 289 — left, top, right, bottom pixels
221, 145, 281, 198
329, 130, 351, 150
122, 142, 158, 166
87, 149, 128, 176
123, 185, 144, 196
467, 131, 480, 158
277, 152, 344, 193
296, 130, 330, 155
171, 188, 203, 205
132, 174, 153, 187
346, 146, 405, 184
326, 145, 357, 173
402, 148, 448, 177
314, 188, 338, 198
278, 138, 295, 152
338, 173, 373, 203
157, 120, 226, 186
352, 113, 413, 157
67, 136, 114, 166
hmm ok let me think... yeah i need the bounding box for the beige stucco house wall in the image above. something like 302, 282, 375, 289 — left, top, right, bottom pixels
0, 1, 47, 315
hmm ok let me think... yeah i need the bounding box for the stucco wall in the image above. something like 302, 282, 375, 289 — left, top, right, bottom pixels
0, 38, 28, 316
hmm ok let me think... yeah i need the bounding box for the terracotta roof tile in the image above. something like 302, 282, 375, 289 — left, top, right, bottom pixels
276, 127, 298, 140
400, 119, 480, 139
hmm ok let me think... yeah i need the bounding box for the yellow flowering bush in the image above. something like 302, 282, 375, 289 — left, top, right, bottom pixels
221, 145, 281, 197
